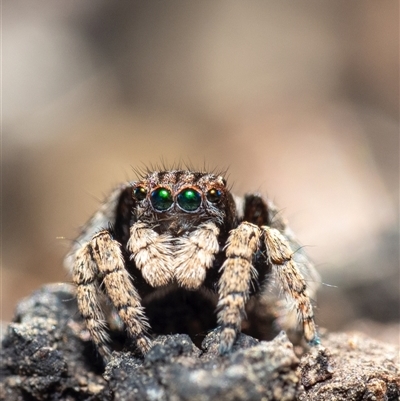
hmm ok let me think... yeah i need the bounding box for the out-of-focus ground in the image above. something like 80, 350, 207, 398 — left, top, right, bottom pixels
2, 2, 399, 344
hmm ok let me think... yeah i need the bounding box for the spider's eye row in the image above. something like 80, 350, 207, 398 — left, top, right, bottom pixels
149, 187, 219, 212
150, 187, 173, 211
206, 188, 222, 203
177, 188, 202, 212
134, 186, 147, 201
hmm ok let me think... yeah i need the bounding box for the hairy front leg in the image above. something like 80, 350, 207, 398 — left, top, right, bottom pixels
217, 222, 261, 354
263, 226, 319, 345
74, 230, 152, 359
73, 245, 112, 360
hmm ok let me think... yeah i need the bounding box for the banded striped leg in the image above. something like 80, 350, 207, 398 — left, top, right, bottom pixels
263, 226, 319, 345
73, 245, 111, 360
74, 231, 151, 360
217, 222, 261, 354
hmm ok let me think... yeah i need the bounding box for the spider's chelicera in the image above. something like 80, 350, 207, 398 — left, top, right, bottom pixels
65, 169, 320, 361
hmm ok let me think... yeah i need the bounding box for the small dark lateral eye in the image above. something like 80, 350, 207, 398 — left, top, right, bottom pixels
134, 187, 147, 201
151, 187, 173, 211
206, 188, 222, 203
177, 188, 202, 212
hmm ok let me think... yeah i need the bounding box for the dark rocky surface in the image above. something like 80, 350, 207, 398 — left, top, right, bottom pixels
1, 284, 399, 401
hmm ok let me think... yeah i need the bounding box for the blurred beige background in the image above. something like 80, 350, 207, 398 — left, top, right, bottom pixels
2, 1, 399, 343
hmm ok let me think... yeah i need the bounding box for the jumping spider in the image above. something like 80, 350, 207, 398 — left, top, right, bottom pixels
65, 169, 320, 361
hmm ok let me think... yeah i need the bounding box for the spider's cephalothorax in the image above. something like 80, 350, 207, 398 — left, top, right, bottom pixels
65, 169, 320, 361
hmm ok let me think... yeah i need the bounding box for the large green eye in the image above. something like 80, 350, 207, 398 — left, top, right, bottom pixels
134, 186, 147, 201
206, 188, 222, 203
177, 188, 202, 212
150, 187, 173, 211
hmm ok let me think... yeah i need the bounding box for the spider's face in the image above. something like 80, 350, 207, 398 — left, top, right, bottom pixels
131, 170, 231, 234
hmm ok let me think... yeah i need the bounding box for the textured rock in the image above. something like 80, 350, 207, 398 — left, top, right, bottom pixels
1, 284, 399, 401
0, 284, 106, 400
298, 332, 400, 401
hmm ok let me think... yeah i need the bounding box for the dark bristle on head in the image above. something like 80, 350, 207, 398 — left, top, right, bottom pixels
131, 163, 229, 184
